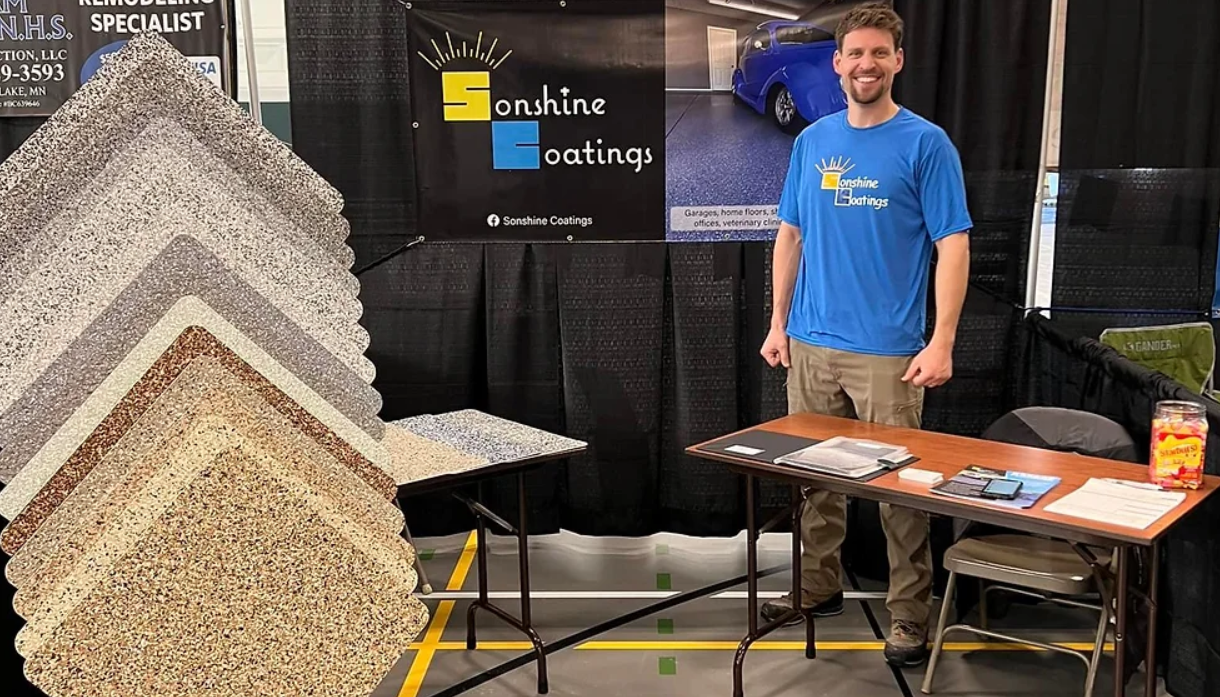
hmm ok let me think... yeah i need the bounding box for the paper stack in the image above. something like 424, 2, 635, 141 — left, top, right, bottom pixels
777, 436, 910, 479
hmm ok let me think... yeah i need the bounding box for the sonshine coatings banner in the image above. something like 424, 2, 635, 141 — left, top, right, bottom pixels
0, 0, 232, 117
405, 0, 665, 241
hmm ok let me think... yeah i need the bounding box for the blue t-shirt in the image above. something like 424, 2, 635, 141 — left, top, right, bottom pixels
777, 107, 973, 356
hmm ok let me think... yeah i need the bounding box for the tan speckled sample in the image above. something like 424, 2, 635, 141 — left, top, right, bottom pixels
383, 421, 491, 485
13, 412, 420, 656
6, 357, 402, 604
22, 451, 428, 697
0, 235, 383, 488
0, 32, 352, 268
0, 296, 395, 527
0, 321, 396, 555
0, 116, 371, 421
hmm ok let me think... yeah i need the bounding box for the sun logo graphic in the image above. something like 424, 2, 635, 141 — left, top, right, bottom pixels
816, 156, 888, 209
419, 30, 535, 169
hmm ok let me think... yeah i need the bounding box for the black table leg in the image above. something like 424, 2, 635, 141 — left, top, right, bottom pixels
1114, 546, 1129, 697
794, 484, 813, 660
733, 477, 808, 697
1145, 541, 1160, 697
461, 475, 549, 694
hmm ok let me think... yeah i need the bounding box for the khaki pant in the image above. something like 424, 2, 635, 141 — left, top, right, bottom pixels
787, 338, 933, 625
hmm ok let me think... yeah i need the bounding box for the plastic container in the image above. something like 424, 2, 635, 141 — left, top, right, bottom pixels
1150, 400, 1208, 490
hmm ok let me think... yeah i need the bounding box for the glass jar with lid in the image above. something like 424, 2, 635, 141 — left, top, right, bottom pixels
1150, 400, 1208, 489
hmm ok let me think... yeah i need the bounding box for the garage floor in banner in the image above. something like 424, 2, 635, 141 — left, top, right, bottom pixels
375, 530, 1168, 697
666, 92, 796, 242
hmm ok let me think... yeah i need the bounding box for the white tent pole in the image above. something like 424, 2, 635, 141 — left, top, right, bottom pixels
1025, 0, 1064, 314
238, 0, 262, 125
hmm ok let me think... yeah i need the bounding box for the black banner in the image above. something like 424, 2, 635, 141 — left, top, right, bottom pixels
405, 0, 665, 241
0, 0, 232, 117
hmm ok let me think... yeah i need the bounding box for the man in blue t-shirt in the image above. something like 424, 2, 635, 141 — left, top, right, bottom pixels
758, 3, 972, 668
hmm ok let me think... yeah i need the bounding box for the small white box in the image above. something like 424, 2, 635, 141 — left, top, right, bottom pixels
898, 468, 944, 486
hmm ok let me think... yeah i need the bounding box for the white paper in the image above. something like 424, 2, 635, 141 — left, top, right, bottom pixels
725, 444, 764, 456
1044, 478, 1187, 529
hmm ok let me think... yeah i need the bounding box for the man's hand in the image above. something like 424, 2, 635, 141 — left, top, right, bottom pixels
901, 340, 953, 387
761, 326, 790, 368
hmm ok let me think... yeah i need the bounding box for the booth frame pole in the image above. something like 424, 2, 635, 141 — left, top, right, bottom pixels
238, 0, 262, 125
1024, 0, 1064, 314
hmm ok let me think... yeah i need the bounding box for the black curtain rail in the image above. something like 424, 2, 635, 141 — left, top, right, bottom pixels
353, 236, 424, 277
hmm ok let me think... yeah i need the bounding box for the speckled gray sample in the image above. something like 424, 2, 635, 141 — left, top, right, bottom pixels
394, 414, 541, 464
0, 298, 394, 521
9, 357, 403, 619
0, 117, 374, 418
382, 421, 491, 485
21, 452, 427, 697
0, 32, 352, 270
0, 236, 382, 484
437, 409, 586, 455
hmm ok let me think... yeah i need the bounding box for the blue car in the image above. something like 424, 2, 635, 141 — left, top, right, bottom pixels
732, 20, 847, 134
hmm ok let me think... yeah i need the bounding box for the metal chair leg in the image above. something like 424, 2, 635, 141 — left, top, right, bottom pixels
922, 571, 958, 694
1083, 594, 1112, 697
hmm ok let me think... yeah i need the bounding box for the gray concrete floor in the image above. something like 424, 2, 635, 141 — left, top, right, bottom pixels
376, 530, 1166, 697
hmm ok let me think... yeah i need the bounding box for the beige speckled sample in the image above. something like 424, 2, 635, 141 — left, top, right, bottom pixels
0, 296, 396, 525
12, 411, 418, 654
0, 116, 373, 420
383, 421, 491, 485
0, 32, 352, 268
0, 235, 383, 486
6, 357, 402, 602
21, 451, 428, 697
0, 320, 397, 554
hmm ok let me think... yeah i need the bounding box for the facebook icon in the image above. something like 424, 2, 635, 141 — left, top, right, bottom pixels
492, 121, 540, 170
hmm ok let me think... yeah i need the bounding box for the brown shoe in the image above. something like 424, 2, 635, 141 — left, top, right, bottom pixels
884, 618, 929, 667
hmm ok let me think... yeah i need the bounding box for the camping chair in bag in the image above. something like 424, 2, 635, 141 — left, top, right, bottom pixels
921, 407, 1139, 697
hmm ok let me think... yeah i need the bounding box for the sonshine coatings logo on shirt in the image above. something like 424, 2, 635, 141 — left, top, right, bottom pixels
419, 30, 654, 173
816, 156, 889, 210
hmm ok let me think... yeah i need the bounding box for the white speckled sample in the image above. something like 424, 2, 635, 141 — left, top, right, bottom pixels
0, 116, 373, 419
0, 235, 383, 485
0, 325, 397, 556
395, 410, 587, 464
383, 421, 490, 485
10, 357, 407, 621
6, 357, 402, 599
21, 451, 428, 697
0, 297, 395, 522
0, 32, 351, 269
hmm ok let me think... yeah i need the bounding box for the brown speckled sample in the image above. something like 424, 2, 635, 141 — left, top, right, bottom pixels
0, 235, 382, 486
0, 321, 395, 554
6, 357, 402, 605
0, 116, 372, 420
0, 32, 352, 268
21, 451, 428, 697
383, 421, 490, 485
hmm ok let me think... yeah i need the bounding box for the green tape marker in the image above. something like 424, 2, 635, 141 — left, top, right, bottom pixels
656, 544, 669, 555
419, 550, 435, 561
659, 657, 677, 676
656, 573, 672, 591
657, 619, 674, 635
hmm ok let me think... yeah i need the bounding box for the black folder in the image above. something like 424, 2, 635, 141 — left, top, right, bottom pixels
695, 430, 822, 464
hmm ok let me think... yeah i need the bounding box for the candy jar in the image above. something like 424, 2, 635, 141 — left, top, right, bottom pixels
1150, 400, 1208, 489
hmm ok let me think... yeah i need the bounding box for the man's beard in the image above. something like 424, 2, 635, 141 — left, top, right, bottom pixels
845, 75, 887, 104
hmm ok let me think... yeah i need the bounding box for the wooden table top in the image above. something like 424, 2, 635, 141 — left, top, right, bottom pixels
687, 413, 1220, 547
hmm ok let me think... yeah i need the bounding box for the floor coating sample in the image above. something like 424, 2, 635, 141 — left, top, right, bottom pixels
0, 310, 396, 537
437, 409, 587, 456
19, 451, 428, 697
383, 421, 490, 485
0, 236, 383, 484
6, 357, 402, 601
0, 32, 352, 268
0, 117, 373, 418
395, 414, 543, 464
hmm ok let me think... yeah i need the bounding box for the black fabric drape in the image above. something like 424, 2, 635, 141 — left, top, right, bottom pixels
1060, 0, 1220, 170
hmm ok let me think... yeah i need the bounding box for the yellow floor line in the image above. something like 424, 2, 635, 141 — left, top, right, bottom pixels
397, 531, 479, 697
412, 639, 1115, 653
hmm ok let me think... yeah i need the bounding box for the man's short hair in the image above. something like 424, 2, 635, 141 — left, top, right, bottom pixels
835, 2, 904, 51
